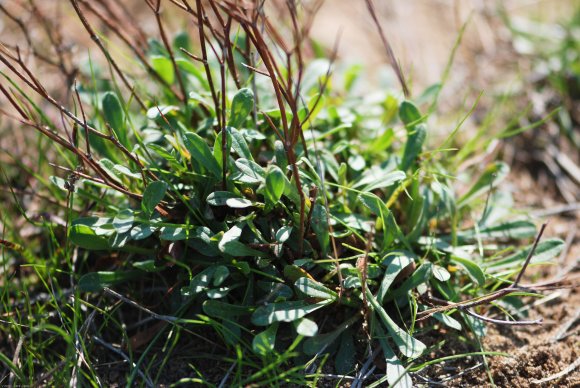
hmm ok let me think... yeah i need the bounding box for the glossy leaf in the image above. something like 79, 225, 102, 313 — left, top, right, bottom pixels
366, 288, 426, 358
234, 158, 265, 184
151, 55, 175, 84
207, 191, 254, 208
294, 277, 337, 300
251, 299, 331, 326
264, 166, 285, 209
141, 181, 168, 216
102, 92, 127, 146
450, 254, 486, 286
399, 100, 423, 126
159, 226, 188, 241
113, 209, 134, 234
252, 323, 279, 355
294, 317, 318, 337
184, 132, 221, 178
69, 225, 110, 250
228, 88, 254, 129
310, 204, 329, 257
378, 251, 416, 303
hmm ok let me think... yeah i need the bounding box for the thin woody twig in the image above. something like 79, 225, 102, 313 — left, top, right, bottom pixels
512, 222, 548, 287
365, 0, 409, 98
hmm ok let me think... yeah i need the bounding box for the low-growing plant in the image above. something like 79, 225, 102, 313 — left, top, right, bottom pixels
0, 1, 567, 386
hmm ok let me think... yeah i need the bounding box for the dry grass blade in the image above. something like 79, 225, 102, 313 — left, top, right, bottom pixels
364, 0, 409, 98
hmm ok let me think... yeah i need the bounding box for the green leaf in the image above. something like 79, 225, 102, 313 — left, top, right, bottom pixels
378, 251, 416, 303
458, 162, 509, 207
102, 92, 127, 146
151, 55, 175, 84
141, 181, 168, 216
230, 128, 253, 160
335, 330, 356, 375
184, 132, 222, 179
207, 191, 254, 208
234, 158, 265, 183
132, 260, 160, 272
400, 123, 427, 171
72, 217, 115, 236
213, 266, 230, 286
387, 262, 433, 301
399, 100, 423, 126
264, 166, 285, 209
458, 220, 537, 241
294, 317, 318, 337
433, 265, 451, 281
353, 168, 406, 191
130, 224, 155, 240
374, 322, 413, 388
486, 238, 564, 272
251, 300, 331, 326
294, 278, 337, 300
182, 267, 216, 297
310, 204, 329, 257
202, 300, 253, 319
159, 226, 188, 241
218, 224, 267, 257
69, 224, 110, 250
113, 209, 134, 234
79, 271, 141, 292
252, 323, 279, 356
366, 288, 426, 358
172, 31, 192, 53
450, 254, 486, 286
228, 88, 254, 129
275, 225, 293, 243
433, 312, 462, 330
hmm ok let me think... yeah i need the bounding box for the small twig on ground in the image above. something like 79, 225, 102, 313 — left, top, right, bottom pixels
551, 308, 580, 343
462, 308, 542, 326
103, 288, 179, 323
93, 336, 154, 388
530, 356, 580, 385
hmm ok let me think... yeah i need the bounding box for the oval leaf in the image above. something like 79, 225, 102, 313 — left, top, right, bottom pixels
228, 88, 254, 129
69, 224, 110, 250
251, 300, 331, 326
102, 92, 127, 146
142, 181, 168, 216
252, 323, 279, 356
294, 277, 337, 300
184, 132, 221, 178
